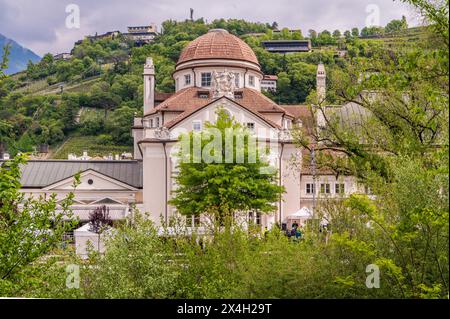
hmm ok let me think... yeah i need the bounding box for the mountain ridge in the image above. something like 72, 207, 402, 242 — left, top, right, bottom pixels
0, 33, 41, 75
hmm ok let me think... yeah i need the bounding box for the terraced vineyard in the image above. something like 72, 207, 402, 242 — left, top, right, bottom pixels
359, 26, 433, 50
52, 135, 133, 159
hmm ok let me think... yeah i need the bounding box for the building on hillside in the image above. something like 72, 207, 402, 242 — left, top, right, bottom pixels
261, 75, 278, 92
75, 31, 121, 46
124, 24, 158, 45
54, 53, 72, 61
2, 29, 374, 254
245, 29, 304, 37
262, 40, 312, 53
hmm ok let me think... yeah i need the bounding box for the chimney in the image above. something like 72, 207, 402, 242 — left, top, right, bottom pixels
143, 57, 155, 114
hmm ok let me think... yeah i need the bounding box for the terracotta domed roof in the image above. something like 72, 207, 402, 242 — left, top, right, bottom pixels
177, 29, 259, 67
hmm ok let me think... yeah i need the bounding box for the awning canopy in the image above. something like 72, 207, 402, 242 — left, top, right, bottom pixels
287, 207, 312, 219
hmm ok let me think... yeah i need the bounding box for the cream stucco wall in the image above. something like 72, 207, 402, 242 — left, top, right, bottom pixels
139, 98, 305, 228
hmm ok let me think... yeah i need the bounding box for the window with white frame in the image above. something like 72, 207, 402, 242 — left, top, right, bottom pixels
155, 117, 160, 127
248, 211, 261, 225
184, 74, 191, 86
186, 214, 200, 227
192, 120, 202, 132
248, 75, 255, 86
306, 183, 315, 194
246, 122, 255, 131
320, 183, 331, 194
201, 72, 212, 87
149, 119, 153, 128
175, 77, 179, 90
335, 183, 345, 194
234, 73, 240, 88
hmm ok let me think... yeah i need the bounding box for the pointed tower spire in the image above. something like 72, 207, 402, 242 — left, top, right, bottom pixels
143, 57, 155, 114
316, 62, 326, 103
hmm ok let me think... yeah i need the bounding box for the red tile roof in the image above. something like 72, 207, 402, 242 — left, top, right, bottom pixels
263, 75, 278, 81
177, 29, 259, 67
144, 87, 296, 129
155, 92, 173, 102
280, 105, 315, 135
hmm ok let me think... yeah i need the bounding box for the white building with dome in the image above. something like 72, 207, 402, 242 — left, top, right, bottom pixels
133, 29, 302, 228
6, 29, 369, 239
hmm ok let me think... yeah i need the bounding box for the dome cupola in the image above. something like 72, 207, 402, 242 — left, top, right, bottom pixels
176, 29, 260, 71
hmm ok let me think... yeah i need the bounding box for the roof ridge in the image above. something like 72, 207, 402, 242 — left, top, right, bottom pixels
146, 87, 195, 115
243, 87, 286, 112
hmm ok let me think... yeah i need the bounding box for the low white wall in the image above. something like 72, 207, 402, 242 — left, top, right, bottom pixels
74, 223, 108, 259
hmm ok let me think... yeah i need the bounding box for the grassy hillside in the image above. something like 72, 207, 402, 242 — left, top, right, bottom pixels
52, 135, 132, 159
358, 26, 433, 50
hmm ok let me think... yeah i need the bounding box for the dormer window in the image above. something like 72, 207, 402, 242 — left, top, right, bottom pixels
149, 119, 154, 128
201, 72, 211, 87
155, 117, 160, 127
234, 91, 243, 99
249, 75, 255, 87
197, 91, 210, 99
185, 74, 191, 86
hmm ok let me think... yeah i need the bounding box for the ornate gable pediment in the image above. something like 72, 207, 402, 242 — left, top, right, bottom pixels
43, 169, 137, 191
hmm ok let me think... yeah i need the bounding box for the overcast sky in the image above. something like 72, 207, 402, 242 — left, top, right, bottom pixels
0, 0, 421, 56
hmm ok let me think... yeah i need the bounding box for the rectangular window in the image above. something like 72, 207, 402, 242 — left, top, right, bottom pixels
255, 212, 261, 225
320, 183, 331, 194
186, 214, 200, 227
249, 75, 255, 86
234, 73, 240, 87
192, 120, 202, 132
234, 91, 243, 99
184, 74, 191, 86
149, 119, 153, 128
197, 91, 210, 98
248, 212, 261, 225
201, 72, 211, 87
306, 183, 315, 194
335, 183, 345, 194
155, 117, 160, 127
246, 122, 255, 131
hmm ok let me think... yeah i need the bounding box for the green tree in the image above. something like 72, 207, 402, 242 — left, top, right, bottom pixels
0, 155, 78, 295
385, 16, 408, 33
105, 105, 135, 144
332, 29, 342, 38
297, 0, 449, 297
344, 30, 352, 40
89, 81, 121, 119
169, 109, 284, 227
351, 27, 359, 37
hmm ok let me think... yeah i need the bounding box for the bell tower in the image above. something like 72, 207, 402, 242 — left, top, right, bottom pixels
316, 62, 326, 103
143, 57, 155, 114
